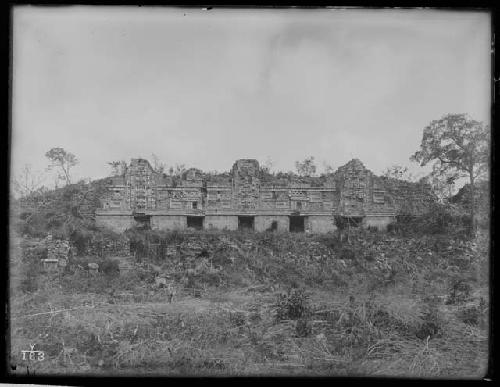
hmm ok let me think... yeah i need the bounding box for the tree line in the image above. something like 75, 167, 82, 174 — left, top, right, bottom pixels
13, 113, 490, 234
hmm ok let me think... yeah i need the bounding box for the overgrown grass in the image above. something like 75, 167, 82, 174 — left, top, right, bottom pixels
9, 226, 489, 377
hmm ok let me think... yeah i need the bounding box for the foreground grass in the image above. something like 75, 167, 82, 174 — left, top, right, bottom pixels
8, 231, 489, 377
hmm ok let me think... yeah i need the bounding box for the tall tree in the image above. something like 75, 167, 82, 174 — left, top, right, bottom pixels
419, 170, 459, 203
45, 147, 79, 186
382, 164, 415, 181
295, 156, 317, 177
151, 153, 166, 174
168, 164, 186, 177
260, 157, 274, 175
411, 113, 489, 233
322, 161, 336, 175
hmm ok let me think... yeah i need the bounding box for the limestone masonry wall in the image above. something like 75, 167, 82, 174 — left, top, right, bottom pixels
205, 215, 239, 231
308, 215, 337, 233
151, 215, 188, 231
95, 158, 435, 233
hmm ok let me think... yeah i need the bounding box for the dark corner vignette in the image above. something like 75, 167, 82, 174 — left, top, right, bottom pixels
4, 5, 493, 381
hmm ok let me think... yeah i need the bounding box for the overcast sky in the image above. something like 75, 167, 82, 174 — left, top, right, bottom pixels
12, 7, 491, 187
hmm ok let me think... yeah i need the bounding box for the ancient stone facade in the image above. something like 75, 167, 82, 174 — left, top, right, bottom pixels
332, 159, 434, 227
95, 158, 435, 233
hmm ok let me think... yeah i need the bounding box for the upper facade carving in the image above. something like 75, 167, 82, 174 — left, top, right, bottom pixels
98, 158, 435, 217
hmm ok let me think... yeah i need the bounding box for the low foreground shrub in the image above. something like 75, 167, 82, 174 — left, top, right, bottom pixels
275, 288, 311, 321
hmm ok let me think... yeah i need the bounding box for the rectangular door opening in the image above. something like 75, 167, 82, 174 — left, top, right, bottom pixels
289, 216, 306, 232
238, 216, 254, 231
187, 216, 204, 230
266, 220, 278, 232
133, 213, 151, 230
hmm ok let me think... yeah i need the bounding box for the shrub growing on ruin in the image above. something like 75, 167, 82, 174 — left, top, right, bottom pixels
69, 228, 92, 256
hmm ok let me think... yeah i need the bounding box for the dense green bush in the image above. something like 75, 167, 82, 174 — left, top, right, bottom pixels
69, 228, 92, 255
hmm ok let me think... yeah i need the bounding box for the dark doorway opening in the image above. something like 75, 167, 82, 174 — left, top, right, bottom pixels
238, 216, 254, 231
345, 216, 363, 227
187, 216, 204, 230
133, 213, 151, 230
289, 216, 306, 232
334, 216, 363, 230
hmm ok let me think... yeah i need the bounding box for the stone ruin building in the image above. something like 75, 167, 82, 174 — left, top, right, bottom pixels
95, 158, 435, 234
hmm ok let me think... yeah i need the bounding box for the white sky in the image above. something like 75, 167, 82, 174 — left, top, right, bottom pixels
11, 7, 491, 187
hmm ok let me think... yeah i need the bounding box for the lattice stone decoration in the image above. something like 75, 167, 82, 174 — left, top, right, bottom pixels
96, 158, 435, 230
